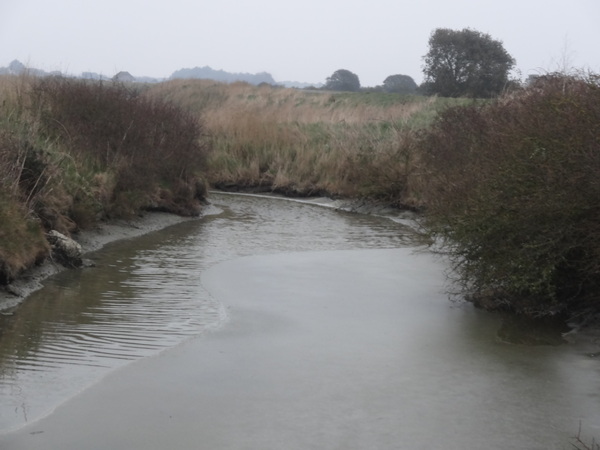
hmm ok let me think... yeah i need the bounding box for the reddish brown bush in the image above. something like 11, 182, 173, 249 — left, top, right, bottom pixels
419, 74, 600, 317
31, 77, 209, 217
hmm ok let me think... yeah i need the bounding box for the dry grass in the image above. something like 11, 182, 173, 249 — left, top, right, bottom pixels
146, 80, 458, 203
0, 77, 51, 281
147, 79, 440, 125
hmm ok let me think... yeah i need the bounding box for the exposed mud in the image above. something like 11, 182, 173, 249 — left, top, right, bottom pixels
0, 212, 197, 312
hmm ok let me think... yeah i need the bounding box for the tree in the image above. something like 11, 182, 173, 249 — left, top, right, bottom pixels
324, 69, 361, 92
422, 28, 515, 98
382, 74, 417, 94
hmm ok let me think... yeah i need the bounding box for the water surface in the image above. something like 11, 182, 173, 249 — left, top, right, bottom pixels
0, 192, 598, 449
0, 192, 415, 431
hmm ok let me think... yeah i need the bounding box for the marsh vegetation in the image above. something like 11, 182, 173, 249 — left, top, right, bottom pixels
1, 72, 599, 322
0, 76, 208, 282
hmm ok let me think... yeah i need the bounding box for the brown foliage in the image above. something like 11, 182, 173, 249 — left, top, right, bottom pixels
0, 75, 210, 280
419, 74, 600, 317
31, 77, 209, 217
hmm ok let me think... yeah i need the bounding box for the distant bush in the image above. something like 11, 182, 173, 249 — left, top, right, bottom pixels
419, 73, 600, 317
324, 69, 361, 92
382, 74, 418, 95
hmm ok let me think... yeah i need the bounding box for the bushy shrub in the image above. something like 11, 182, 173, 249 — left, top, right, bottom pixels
30, 77, 209, 217
0, 75, 211, 280
419, 74, 600, 317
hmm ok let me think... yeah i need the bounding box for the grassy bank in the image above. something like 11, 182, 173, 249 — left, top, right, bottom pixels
0, 75, 209, 283
146, 80, 471, 205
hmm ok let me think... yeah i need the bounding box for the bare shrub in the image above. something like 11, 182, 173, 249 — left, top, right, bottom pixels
419, 73, 600, 317
31, 77, 209, 217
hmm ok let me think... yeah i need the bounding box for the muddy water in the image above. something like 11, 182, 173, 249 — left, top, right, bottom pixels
0, 192, 599, 448
0, 193, 414, 431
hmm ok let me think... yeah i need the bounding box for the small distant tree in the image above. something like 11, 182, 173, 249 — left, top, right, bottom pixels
324, 69, 361, 92
422, 28, 515, 98
382, 74, 417, 94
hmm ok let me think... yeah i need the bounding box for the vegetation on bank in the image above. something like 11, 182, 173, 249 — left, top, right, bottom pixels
419, 74, 600, 319
145, 79, 471, 203
1, 70, 599, 322
148, 74, 600, 320
0, 76, 208, 283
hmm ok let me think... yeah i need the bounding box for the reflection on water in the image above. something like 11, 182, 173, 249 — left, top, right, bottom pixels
497, 314, 572, 346
0, 193, 417, 431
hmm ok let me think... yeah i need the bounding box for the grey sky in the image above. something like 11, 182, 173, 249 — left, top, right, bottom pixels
1, 0, 599, 86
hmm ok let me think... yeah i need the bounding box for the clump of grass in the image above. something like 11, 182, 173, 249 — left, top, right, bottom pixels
0, 80, 50, 281
418, 73, 600, 317
0, 190, 49, 283
0, 174, 49, 283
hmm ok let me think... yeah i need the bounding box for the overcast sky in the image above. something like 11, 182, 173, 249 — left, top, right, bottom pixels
1, 0, 599, 86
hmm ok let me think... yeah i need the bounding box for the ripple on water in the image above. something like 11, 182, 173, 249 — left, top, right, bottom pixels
0, 193, 417, 431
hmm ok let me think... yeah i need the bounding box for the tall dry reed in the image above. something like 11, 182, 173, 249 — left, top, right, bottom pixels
146, 80, 455, 204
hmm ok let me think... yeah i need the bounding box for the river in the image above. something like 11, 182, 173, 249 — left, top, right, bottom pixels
0, 192, 598, 449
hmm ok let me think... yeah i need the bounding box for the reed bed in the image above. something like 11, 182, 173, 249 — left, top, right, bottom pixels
146, 80, 461, 204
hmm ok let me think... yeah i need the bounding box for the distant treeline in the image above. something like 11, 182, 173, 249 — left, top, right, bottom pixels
170, 66, 276, 85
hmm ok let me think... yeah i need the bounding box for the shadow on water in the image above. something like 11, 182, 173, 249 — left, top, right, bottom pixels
496, 314, 572, 346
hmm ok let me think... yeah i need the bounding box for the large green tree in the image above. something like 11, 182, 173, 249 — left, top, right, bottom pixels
324, 69, 361, 92
422, 28, 515, 98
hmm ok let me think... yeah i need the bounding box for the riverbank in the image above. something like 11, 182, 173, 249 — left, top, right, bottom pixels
0, 76, 209, 290
0, 192, 409, 313
0, 211, 198, 312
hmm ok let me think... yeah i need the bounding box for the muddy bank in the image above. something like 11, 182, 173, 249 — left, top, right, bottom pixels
2, 248, 599, 449
0, 190, 406, 313
0, 212, 199, 312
